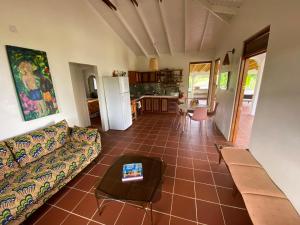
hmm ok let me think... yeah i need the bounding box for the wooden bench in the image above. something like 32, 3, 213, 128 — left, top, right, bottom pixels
216, 145, 300, 225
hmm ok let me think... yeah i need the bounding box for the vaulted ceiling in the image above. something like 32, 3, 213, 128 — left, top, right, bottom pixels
88, 0, 243, 56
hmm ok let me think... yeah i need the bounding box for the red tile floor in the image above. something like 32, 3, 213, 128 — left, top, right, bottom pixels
235, 103, 254, 148
23, 114, 253, 225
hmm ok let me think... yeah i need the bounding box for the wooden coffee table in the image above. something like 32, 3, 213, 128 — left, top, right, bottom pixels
95, 154, 165, 225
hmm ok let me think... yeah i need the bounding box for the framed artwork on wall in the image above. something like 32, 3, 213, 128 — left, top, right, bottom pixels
219, 71, 230, 90
6, 45, 59, 121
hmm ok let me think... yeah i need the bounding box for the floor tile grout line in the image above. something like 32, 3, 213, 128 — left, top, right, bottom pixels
163, 175, 233, 190
207, 157, 227, 225
192, 157, 199, 224
113, 202, 125, 225
58, 186, 96, 225
50, 204, 105, 225
167, 121, 177, 225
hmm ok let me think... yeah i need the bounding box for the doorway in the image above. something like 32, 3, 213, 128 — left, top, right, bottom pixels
188, 61, 212, 106
235, 54, 266, 147
69, 62, 102, 130
230, 26, 270, 147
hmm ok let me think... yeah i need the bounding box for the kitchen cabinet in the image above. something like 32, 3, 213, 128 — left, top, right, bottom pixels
144, 98, 153, 112
148, 72, 157, 83
140, 97, 178, 113
161, 99, 168, 112
167, 99, 178, 113
141, 72, 149, 83
152, 98, 160, 112
128, 71, 142, 85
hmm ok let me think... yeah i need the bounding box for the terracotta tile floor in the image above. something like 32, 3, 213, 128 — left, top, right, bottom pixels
23, 114, 253, 225
235, 103, 254, 148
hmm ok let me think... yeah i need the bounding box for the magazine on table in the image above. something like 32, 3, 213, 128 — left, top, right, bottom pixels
122, 163, 143, 182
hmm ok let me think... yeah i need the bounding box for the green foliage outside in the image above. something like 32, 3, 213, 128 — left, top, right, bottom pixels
219, 72, 229, 90
245, 73, 257, 92
189, 73, 210, 91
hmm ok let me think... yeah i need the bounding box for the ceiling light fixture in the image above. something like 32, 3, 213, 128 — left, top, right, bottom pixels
223, 48, 235, 65
149, 58, 159, 71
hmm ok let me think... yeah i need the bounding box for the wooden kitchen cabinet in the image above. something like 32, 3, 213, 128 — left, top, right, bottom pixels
141, 72, 149, 83
144, 98, 152, 112
152, 98, 160, 112
167, 99, 178, 113
141, 97, 178, 113
148, 72, 157, 83
128, 71, 136, 85
128, 71, 142, 85
161, 99, 168, 112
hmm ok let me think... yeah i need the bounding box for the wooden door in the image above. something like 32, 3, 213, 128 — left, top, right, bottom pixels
161, 99, 168, 112
209, 59, 221, 111
230, 59, 250, 143
152, 98, 160, 112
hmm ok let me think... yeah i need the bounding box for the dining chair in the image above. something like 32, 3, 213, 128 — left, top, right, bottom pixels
187, 107, 208, 133
207, 102, 219, 130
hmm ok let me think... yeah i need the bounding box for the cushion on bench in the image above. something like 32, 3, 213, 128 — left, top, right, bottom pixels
221, 148, 261, 167
229, 165, 286, 198
242, 193, 300, 225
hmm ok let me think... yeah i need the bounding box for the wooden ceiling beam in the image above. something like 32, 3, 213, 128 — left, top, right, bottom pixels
199, 10, 209, 52
115, 10, 148, 56
133, 3, 160, 56
196, 0, 230, 24
158, 0, 173, 55
102, 0, 117, 11
130, 0, 138, 7
211, 5, 238, 15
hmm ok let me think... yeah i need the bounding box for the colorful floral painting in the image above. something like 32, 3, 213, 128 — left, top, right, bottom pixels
6, 46, 59, 121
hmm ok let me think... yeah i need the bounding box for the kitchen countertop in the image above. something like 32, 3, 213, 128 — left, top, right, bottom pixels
132, 95, 179, 100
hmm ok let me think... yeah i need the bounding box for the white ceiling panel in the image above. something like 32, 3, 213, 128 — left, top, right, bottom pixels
139, 0, 170, 54
89, 0, 244, 56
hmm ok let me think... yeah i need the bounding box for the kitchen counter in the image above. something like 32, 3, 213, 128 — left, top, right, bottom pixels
133, 95, 178, 100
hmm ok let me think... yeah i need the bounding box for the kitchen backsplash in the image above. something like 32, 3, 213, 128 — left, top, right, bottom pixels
130, 83, 179, 97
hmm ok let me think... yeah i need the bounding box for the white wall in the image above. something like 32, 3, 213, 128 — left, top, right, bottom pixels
69, 63, 94, 128
135, 52, 215, 97
0, 0, 136, 140
214, 0, 300, 213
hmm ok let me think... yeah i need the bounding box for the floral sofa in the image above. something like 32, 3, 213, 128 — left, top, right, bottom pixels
0, 120, 101, 225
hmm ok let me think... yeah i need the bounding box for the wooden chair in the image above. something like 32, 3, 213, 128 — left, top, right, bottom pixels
207, 102, 219, 130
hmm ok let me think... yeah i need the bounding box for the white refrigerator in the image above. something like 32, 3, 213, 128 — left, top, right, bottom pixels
103, 76, 132, 130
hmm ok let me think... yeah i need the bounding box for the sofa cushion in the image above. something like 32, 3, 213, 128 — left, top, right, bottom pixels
0, 142, 19, 180
229, 165, 286, 198
242, 193, 300, 225
0, 141, 99, 223
221, 148, 261, 167
70, 127, 98, 145
5, 120, 69, 167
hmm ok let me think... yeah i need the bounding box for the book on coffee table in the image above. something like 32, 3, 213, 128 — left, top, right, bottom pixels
122, 163, 143, 182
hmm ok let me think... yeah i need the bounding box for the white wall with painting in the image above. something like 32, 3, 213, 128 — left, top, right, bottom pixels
0, 0, 136, 139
